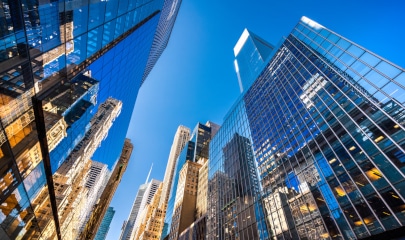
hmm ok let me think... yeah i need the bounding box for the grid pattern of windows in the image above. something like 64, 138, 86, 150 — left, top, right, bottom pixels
163, 123, 215, 239
207, 99, 268, 240
0, 0, 182, 238
208, 17, 405, 240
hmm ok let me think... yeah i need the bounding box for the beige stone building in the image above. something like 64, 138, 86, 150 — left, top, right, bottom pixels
169, 160, 202, 240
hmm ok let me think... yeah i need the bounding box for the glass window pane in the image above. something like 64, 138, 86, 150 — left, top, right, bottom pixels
351, 61, 371, 76
375, 61, 402, 79
364, 70, 390, 88
336, 38, 351, 51
347, 44, 365, 58
357, 79, 377, 95
382, 82, 405, 104
360, 52, 380, 68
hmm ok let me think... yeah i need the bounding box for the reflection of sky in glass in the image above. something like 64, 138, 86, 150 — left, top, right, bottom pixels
23, 162, 46, 202
163, 140, 194, 237
316, 157, 341, 218
91, 14, 161, 167
49, 75, 99, 173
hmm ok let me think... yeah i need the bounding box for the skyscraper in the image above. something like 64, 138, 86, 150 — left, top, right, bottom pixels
94, 207, 115, 240
160, 126, 191, 211
158, 125, 190, 238
233, 28, 274, 93
208, 16, 405, 240
169, 160, 202, 240
120, 184, 148, 240
131, 182, 164, 240
0, 0, 182, 239
163, 121, 219, 239
120, 178, 162, 240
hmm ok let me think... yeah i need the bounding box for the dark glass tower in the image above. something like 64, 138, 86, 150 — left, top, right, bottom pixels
208, 16, 405, 240
0, 0, 182, 239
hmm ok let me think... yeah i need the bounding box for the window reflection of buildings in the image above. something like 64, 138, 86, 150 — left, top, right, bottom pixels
245, 29, 405, 239
207, 133, 262, 239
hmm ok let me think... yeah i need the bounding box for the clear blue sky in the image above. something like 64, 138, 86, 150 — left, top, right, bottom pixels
106, 1, 405, 239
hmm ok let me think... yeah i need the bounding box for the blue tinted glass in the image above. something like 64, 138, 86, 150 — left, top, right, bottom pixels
375, 61, 401, 79
67, 34, 87, 67
88, 1, 106, 30
105, 0, 119, 21
118, 0, 129, 15
72, 4, 89, 37
360, 52, 380, 68
365, 70, 389, 88
87, 26, 103, 57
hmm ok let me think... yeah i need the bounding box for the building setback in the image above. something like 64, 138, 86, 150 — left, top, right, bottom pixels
0, 0, 182, 239
207, 16, 405, 240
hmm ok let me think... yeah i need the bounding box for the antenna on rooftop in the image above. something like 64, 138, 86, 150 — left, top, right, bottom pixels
145, 163, 153, 184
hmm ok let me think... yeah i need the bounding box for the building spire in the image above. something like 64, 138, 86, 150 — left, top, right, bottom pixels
145, 163, 153, 184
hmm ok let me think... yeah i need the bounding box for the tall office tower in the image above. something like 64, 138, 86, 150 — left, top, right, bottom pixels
94, 207, 115, 240
80, 138, 133, 240
233, 29, 274, 93
195, 159, 209, 219
132, 179, 162, 235
131, 182, 164, 240
175, 158, 209, 240
0, 0, 182, 238
163, 122, 218, 239
208, 16, 405, 240
169, 160, 202, 240
142, 0, 183, 83
160, 126, 191, 209
120, 183, 148, 240
79, 161, 110, 232
157, 126, 190, 238
120, 178, 162, 240
208, 133, 263, 239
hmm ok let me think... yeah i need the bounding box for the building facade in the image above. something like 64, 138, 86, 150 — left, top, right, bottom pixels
80, 161, 110, 232
94, 206, 115, 240
233, 29, 274, 93
160, 126, 191, 211
169, 160, 202, 240
163, 122, 218, 239
158, 125, 191, 238
0, 0, 182, 238
120, 178, 162, 240
120, 184, 148, 240
131, 182, 164, 240
207, 16, 405, 240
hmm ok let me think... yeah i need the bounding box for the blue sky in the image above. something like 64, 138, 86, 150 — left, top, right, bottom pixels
106, 1, 405, 239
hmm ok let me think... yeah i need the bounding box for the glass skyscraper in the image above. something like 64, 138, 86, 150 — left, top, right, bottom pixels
0, 0, 182, 239
233, 28, 274, 93
208, 16, 405, 240
94, 206, 115, 240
